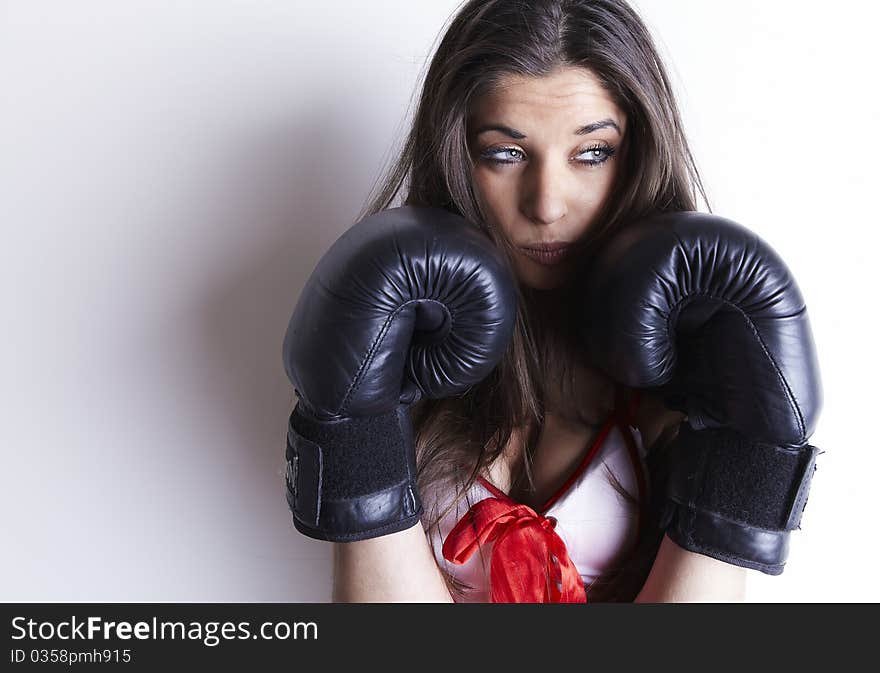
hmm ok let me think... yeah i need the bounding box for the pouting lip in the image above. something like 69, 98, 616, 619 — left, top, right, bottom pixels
518, 246, 572, 266
518, 241, 573, 252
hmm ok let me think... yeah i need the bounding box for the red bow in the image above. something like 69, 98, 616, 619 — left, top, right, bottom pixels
442, 497, 587, 603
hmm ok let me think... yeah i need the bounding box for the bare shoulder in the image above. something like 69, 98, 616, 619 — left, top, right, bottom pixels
632, 388, 686, 451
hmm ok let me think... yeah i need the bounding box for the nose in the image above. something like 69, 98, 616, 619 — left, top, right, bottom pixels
520, 157, 568, 225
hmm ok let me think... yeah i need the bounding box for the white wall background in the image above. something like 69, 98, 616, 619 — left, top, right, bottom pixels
2, 0, 876, 602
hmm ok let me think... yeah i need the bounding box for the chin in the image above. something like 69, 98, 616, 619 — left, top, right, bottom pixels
521, 277, 563, 291
518, 266, 574, 291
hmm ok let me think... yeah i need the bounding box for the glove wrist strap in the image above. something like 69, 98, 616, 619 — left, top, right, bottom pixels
663, 504, 791, 575
663, 424, 819, 574
285, 403, 422, 543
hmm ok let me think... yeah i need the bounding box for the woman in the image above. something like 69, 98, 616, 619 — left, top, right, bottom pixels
325, 0, 748, 602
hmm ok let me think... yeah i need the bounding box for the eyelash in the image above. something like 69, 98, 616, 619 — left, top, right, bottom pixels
480, 144, 616, 167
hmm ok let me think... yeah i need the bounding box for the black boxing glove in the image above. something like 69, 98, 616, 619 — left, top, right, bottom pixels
282, 206, 517, 542
580, 211, 823, 575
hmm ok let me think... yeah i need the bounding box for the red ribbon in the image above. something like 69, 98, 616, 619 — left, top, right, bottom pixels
442, 497, 587, 603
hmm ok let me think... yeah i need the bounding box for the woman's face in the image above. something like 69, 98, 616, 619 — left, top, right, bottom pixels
468, 66, 627, 290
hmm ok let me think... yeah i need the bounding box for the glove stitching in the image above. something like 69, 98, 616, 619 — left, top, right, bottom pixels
684, 536, 784, 574
338, 298, 427, 415
664, 290, 806, 443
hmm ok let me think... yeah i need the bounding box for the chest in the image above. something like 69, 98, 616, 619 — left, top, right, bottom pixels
496, 415, 602, 510
485, 389, 683, 511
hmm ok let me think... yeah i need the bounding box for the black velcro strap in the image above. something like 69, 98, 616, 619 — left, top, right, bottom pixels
667, 424, 819, 532
284, 403, 422, 542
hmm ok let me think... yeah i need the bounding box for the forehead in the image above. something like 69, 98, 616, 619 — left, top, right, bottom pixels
469, 66, 625, 134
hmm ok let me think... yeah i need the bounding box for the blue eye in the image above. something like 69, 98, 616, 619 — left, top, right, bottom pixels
480, 144, 615, 167
483, 147, 526, 163
576, 146, 616, 165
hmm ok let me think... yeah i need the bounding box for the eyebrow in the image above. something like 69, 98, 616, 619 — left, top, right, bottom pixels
473, 118, 622, 138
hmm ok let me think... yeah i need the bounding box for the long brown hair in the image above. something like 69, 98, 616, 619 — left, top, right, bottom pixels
357, 0, 712, 601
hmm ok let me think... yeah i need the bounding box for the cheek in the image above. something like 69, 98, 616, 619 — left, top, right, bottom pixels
471, 167, 508, 200
571, 167, 620, 214
581, 160, 620, 193
471, 168, 513, 221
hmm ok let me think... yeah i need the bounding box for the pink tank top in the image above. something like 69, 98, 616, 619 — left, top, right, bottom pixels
423, 387, 647, 603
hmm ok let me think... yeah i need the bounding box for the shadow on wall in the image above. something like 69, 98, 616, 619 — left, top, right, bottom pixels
183, 96, 395, 601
